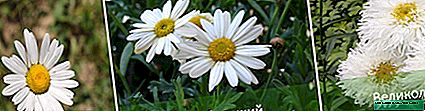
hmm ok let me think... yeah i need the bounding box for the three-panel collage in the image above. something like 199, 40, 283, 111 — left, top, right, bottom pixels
0, 0, 424, 111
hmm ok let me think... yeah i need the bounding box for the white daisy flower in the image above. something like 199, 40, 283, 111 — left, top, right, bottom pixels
126, 0, 196, 63
357, 0, 425, 54
177, 9, 271, 92
337, 45, 407, 106
181, 10, 213, 41
1, 29, 78, 111
189, 10, 213, 28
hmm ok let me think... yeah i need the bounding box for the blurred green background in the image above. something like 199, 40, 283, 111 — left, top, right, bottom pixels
107, 0, 319, 110
0, 0, 114, 110
310, 0, 372, 110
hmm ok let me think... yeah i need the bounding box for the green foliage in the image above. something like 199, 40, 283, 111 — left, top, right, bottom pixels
310, 0, 372, 110
108, 0, 318, 110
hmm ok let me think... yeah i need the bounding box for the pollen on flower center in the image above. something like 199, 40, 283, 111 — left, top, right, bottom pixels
26, 64, 50, 94
189, 15, 209, 27
154, 18, 175, 37
208, 37, 236, 62
369, 62, 399, 84
392, 2, 417, 24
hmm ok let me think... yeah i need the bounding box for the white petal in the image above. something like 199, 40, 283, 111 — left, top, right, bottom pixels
189, 58, 214, 78
12, 87, 29, 105
3, 74, 25, 84
234, 55, 266, 69
132, 23, 154, 29
45, 45, 64, 70
179, 57, 204, 74
51, 80, 79, 88
226, 10, 245, 39
232, 17, 258, 42
229, 59, 252, 84
127, 32, 154, 41
163, 38, 172, 56
134, 34, 156, 54
39, 94, 52, 111
236, 45, 271, 57
175, 10, 196, 28
24, 29, 39, 65
174, 25, 197, 37
2, 57, 20, 74
49, 61, 71, 73
44, 93, 64, 111
14, 41, 28, 66
250, 70, 259, 84
49, 87, 73, 106
146, 43, 157, 63
177, 43, 208, 56
171, 0, 189, 19
51, 70, 75, 80
167, 33, 181, 44
2, 81, 25, 96
34, 96, 43, 111
153, 9, 163, 19
224, 62, 238, 87
39, 34, 50, 64
213, 9, 223, 38
11, 55, 28, 73
19, 91, 35, 111
186, 23, 213, 45
141, 10, 160, 25
129, 28, 154, 33
209, 62, 224, 91
2, 56, 27, 74
162, 0, 172, 18
155, 38, 165, 54
221, 11, 230, 38
235, 25, 263, 46
44, 39, 59, 66
200, 19, 217, 39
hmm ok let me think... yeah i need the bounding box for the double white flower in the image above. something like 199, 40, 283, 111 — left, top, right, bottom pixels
338, 0, 425, 106
357, 0, 425, 53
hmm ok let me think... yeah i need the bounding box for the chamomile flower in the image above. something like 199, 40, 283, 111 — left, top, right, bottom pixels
1, 29, 78, 111
357, 0, 425, 54
126, 0, 196, 63
178, 9, 271, 91
337, 45, 407, 106
181, 10, 213, 41
189, 10, 213, 28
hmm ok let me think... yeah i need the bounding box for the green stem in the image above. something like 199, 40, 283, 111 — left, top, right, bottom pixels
272, 0, 293, 37
265, 5, 280, 42
115, 65, 131, 94
260, 48, 278, 101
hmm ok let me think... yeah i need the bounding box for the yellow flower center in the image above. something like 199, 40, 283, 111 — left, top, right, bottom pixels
369, 62, 399, 84
392, 2, 418, 24
26, 64, 50, 94
208, 38, 236, 62
189, 15, 209, 27
154, 18, 175, 37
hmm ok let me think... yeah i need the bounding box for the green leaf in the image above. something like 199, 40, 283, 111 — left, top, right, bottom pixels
120, 42, 134, 76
